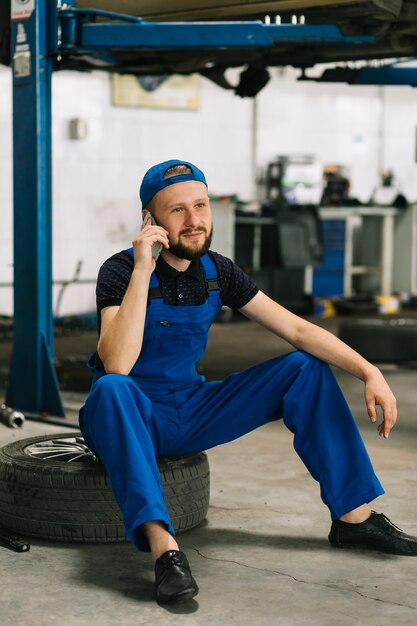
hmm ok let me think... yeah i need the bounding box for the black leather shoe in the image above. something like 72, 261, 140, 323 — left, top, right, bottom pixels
329, 511, 417, 555
155, 550, 199, 603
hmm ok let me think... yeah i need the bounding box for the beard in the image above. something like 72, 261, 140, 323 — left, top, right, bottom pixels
168, 226, 213, 261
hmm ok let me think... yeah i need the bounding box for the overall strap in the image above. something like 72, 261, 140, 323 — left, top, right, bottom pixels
200, 253, 221, 293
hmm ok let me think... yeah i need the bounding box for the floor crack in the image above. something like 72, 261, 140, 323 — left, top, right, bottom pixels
209, 504, 286, 514
193, 548, 417, 611
209, 505, 261, 512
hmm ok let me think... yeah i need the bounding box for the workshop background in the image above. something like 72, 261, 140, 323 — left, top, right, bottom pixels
1, 2, 417, 625
1, 65, 417, 316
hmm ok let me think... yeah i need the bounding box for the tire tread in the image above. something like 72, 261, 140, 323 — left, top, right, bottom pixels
0, 433, 209, 543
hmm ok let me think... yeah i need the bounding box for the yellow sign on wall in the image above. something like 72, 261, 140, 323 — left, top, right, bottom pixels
112, 73, 200, 110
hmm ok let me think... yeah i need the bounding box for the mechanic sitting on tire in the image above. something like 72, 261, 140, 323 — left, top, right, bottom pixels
79, 159, 417, 605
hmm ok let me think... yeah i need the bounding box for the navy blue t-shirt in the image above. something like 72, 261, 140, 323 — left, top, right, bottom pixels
96, 250, 258, 334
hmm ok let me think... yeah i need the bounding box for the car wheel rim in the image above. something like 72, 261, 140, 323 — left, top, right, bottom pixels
24, 436, 98, 463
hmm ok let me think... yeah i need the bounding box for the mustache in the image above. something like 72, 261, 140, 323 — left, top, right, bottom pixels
178, 227, 207, 236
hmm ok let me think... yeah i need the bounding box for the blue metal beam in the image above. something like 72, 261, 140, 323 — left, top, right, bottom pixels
57, 11, 374, 51
7, 0, 64, 417
303, 65, 417, 85
65, 20, 274, 50
340, 66, 417, 85
266, 24, 374, 45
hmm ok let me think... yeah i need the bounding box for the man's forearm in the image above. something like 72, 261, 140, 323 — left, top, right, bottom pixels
98, 267, 152, 375
241, 291, 377, 383
293, 320, 377, 382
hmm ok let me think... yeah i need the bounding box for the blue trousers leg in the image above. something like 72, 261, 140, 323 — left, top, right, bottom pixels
166, 351, 384, 520
80, 374, 175, 551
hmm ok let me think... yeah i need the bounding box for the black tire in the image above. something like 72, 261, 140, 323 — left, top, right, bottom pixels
339, 318, 417, 363
0, 433, 210, 543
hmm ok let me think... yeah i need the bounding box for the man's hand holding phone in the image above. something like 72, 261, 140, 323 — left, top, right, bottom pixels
133, 211, 169, 269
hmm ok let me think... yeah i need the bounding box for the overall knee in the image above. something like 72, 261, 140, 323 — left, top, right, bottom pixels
84, 373, 150, 432
90, 373, 134, 398
85, 374, 141, 417
281, 351, 330, 376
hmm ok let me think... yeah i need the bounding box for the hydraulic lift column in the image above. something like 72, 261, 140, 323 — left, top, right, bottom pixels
6, 0, 64, 417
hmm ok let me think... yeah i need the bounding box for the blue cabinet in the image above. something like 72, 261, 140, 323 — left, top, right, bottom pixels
313, 220, 345, 297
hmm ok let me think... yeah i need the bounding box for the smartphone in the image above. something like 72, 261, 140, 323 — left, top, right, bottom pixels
141, 211, 163, 260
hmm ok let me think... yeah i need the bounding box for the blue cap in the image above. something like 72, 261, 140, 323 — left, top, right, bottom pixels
140, 159, 207, 208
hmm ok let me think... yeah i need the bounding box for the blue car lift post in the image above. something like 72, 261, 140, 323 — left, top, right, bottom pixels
7, 1, 64, 418
6, 1, 375, 422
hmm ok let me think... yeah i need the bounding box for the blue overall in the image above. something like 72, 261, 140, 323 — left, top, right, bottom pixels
80, 251, 384, 551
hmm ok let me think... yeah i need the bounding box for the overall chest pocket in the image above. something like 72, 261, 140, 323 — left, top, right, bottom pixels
150, 318, 207, 338
131, 317, 209, 377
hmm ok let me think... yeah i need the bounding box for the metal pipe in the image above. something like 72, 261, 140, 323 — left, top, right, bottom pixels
0, 404, 25, 428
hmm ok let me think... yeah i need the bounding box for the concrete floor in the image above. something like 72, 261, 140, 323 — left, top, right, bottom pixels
0, 318, 417, 625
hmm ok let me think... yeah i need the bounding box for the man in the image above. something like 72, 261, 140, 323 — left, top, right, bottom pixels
80, 159, 417, 605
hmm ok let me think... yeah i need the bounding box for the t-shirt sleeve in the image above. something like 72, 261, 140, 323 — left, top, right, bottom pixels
210, 251, 259, 309
96, 251, 134, 314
